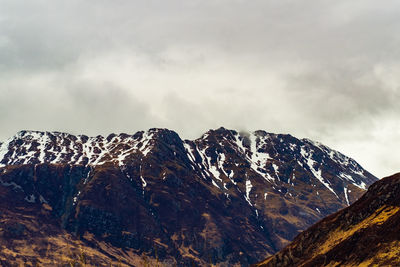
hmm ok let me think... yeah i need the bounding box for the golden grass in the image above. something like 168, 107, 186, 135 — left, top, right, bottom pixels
316, 205, 400, 256
355, 240, 400, 266
0, 232, 173, 267
256, 205, 400, 267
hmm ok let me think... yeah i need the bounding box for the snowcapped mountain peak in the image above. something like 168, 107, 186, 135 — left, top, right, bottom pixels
0, 129, 160, 167
0, 128, 376, 205
0, 127, 378, 265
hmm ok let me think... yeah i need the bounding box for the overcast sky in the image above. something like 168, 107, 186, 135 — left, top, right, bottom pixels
0, 0, 399, 178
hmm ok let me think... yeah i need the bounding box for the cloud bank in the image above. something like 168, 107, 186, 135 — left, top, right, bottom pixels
1, 0, 399, 177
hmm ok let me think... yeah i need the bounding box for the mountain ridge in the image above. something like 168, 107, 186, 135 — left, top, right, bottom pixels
0, 127, 375, 189
0, 127, 377, 266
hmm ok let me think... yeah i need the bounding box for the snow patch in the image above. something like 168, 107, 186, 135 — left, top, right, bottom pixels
39, 195, 48, 204
344, 187, 350, 206
139, 131, 154, 156
228, 170, 237, 185
248, 133, 274, 182
301, 146, 339, 198
25, 194, 36, 203
183, 143, 197, 166
245, 180, 253, 206
140, 175, 147, 187
212, 179, 221, 189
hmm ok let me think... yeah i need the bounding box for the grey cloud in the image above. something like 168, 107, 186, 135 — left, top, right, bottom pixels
0, 79, 155, 138
0, 0, 399, 177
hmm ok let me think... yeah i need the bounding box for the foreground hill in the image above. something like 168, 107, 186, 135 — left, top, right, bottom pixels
0, 128, 376, 266
255, 172, 400, 267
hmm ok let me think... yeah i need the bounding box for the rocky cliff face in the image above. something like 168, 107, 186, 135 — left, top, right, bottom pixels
255, 172, 400, 267
0, 128, 377, 266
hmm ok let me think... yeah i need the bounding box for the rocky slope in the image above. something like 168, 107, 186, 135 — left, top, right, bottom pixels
255, 172, 400, 267
0, 128, 377, 266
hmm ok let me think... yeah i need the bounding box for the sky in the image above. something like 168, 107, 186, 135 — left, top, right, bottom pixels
0, 0, 399, 178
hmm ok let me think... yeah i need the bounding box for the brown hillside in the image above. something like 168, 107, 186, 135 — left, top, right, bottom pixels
255, 172, 400, 267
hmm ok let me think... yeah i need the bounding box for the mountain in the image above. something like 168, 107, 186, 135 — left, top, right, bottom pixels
0, 128, 377, 266
255, 172, 400, 267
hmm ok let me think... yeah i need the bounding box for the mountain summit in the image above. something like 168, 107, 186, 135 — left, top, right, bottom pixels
0, 128, 377, 266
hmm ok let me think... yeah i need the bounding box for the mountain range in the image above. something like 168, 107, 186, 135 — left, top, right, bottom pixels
0, 128, 377, 266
